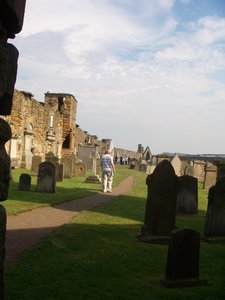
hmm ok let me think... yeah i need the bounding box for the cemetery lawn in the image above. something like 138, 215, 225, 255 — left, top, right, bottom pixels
5, 168, 225, 300
4, 166, 131, 215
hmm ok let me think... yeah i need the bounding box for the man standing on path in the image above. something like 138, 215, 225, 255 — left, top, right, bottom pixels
101, 149, 115, 193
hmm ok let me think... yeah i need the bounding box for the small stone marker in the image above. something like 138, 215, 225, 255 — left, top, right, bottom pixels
36, 161, 56, 193
161, 228, 209, 288
19, 173, 31, 191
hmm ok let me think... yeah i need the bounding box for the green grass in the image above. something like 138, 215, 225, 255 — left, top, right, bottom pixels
3, 165, 132, 215
4, 168, 225, 300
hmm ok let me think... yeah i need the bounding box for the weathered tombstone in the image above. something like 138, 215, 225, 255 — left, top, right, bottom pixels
36, 162, 56, 193
203, 176, 225, 242
139, 162, 147, 172
176, 175, 198, 215
85, 147, 101, 183
214, 160, 225, 181
138, 160, 177, 243
184, 165, 194, 177
74, 162, 87, 177
19, 173, 31, 191
171, 154, 181, 176
55, 163, 64, 182
31, 155, 42, 174
45, 151, 59, 164
161, 228, 208, 287
61, 157, 72, 178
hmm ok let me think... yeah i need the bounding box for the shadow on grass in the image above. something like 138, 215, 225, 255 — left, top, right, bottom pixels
5, 221, 225, 300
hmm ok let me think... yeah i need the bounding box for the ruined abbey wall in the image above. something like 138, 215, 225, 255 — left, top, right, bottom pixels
1, 89, 104, 168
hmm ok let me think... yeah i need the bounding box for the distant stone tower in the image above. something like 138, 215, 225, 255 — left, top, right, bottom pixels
44, 92, 77, 157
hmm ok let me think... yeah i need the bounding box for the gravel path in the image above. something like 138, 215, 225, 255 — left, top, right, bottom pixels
5, 176, 134, 269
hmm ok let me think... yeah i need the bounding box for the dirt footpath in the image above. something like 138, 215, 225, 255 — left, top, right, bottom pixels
5, 176, 134, 269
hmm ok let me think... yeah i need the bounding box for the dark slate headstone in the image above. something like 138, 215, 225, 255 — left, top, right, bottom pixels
0, 206, 6, 300
36, 162, 56, 193
203, 176, 225, 242
176, 175, 198, 215
161, 228, 208, 287
139, 160, 177, 243
31, 155, 42, 174
19, 173, 31, 191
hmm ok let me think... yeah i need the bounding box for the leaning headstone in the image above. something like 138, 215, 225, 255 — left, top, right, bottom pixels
19, 173, 31, 191
203, 176, 225, 242
31, 155, 42, 174
161, 228, 209, 287
36, 162, 56, 193
176, 175, 198, 215
138, 160, 177, 243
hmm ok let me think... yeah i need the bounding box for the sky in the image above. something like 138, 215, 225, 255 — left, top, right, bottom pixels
11, 0, 225, 155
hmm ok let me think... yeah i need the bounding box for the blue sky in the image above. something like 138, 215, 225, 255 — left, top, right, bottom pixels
11, 0, 225, 154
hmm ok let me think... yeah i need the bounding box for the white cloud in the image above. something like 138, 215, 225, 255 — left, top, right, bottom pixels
12, 0, 225, 154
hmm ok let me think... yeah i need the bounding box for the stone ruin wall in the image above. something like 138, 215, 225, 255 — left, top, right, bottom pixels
1, 89, 106, 168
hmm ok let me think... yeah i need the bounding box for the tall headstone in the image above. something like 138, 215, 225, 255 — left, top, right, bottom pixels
176, 175, 198, 215
138, 160, 177, 243
36, 162, 56, 193
161, 228, 208, 287
19, 173, 31, 191
203, 176, 225, 242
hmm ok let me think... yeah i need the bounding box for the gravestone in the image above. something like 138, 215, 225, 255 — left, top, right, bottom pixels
176, 175, 198, 215
55, 163, 64, 182
31, 155, 42, 174
171, 154, 181, 176
45, 151, 59, 164
61, 157, 72, 178
85, 147, 101, 183
184, 165, 194, 177
36, 162, 56, 193
19, 173, 31, 191
203, 163, 216, 189
161, 228, 208, 287
138, 160, 177, 243
74, 162, 87, 177
203, 176, 225, 242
